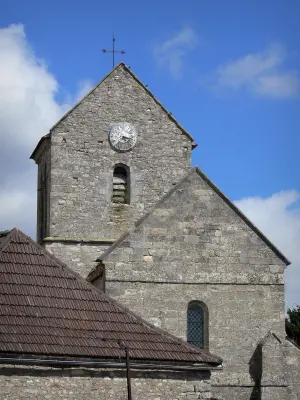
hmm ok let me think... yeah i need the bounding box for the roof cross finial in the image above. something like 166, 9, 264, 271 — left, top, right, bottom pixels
102, 33, 125, 68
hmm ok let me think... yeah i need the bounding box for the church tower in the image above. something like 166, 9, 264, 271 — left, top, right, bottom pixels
30, 63, 298, 400
31, 63, 196, 276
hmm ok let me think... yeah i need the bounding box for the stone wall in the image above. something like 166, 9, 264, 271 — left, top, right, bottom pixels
94, 169, 288, 399
45, 241, 110, 277
256, 332, 290, 400
285, 339, 300, 399
48, 65, 192, 240
212, 386, 290, 400
0, 364, 212, 400
104, 281, 284, 387
40, 64, 193, 277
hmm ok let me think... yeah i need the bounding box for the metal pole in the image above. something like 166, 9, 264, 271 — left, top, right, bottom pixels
112, 35, 115, 68
118, 340, 132, 400
125, 346, 132, 400
102, 36, 125, 67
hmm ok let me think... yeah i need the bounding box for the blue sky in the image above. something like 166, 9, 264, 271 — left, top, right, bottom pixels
2, 0, 299, 197
0, 0, 299, 307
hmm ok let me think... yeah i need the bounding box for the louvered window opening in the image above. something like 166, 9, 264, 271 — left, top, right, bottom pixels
187, 303, 204, 349
113, 167, 129, 204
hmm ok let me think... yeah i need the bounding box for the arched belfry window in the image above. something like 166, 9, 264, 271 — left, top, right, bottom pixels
112, 164, 130, 204
187, 301, 208, 349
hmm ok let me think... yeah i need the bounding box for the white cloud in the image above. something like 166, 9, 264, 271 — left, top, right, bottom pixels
253, 73, 300, 99
0, 24, 64, 150
213, 43, 300, 99
0, 168, 36, 238
75, 79, 94, 102
63, 79, 94, 109
235, 191, 300, 309
153, 27, 198, 79
0, 24, 91, 238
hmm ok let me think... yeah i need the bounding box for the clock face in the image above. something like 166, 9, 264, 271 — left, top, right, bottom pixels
109, 122, 137, 152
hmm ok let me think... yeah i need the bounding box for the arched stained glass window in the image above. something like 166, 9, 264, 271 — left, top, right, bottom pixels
187, 301, 208, 349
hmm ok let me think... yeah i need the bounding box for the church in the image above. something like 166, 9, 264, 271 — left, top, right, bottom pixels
0, 63, 299, 399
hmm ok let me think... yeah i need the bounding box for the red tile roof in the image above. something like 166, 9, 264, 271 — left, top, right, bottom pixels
0, 229, 221, 366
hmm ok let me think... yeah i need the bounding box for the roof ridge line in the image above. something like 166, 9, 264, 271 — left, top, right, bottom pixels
30, 63, 196, 160
0, 228, 18, 253
93, 164, 289, 269
120, 65, 196, 146
260, 330, 282, 345
193, 167, 290, 265
49, 62, 125, 133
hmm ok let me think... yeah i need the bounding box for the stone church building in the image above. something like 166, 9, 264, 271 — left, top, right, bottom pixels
0, 63, 299, 399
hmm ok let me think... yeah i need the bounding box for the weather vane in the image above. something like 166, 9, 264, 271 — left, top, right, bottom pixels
102, 34, 125, 68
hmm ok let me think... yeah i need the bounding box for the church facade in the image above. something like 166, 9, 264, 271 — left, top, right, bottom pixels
30, 63, 300, 399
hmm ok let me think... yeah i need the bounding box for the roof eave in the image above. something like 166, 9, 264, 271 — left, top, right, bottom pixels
30, 134, 50, 161
0, 354, 222, 370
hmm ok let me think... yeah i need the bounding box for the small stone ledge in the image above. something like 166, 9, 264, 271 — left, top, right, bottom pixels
106, 278, 284, 286
43, 237, 116, 245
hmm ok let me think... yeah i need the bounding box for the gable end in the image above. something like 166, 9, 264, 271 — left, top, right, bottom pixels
94, 167, 290, 267
30, 63, 196, 160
